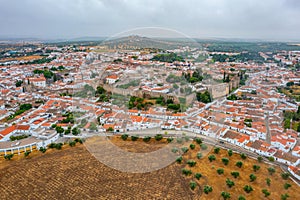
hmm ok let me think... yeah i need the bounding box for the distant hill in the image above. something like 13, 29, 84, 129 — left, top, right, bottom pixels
99, 35, 200, 50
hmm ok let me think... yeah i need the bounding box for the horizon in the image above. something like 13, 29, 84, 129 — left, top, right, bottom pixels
1, 0, 300, 42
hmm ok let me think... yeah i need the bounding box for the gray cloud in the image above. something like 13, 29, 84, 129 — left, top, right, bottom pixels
0, 0, 299, 40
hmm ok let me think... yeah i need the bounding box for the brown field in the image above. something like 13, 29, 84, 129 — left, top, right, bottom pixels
0, 137, 299, 200
0, 55, 43, 62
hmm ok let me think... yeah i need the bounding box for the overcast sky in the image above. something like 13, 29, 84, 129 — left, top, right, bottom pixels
0, 0, 300, 41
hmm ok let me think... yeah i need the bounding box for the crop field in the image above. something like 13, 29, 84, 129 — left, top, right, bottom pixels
0, 136, 299, 199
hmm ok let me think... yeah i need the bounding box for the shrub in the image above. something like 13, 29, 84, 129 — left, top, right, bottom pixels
195, 173, 202, 180
231, 171, 240, 178
190, 181, 197, 190
190, 143, 196, 150
176, 156, 183, 164
181, 147, 189, 153
217, 168, 224, 175
228, 149, 233, 156
187, 160, 197, 167
155, 134, 163, 141
226, 178, 235, 188
268, 156, 275, 162
236, 161, 243, 168
222, 158, 229, 165
182, 168, 192, 176
203, 185, 213, 194
208, 155, 216, 162
281, 172, 290, 180
243, 185, 253, 193
197, 152, 202, 159
194, 138, 202, 144
249, 174, 257, 182
214, 147, 220, 154
4, 154, 14, 160
238, 195, 246, 200
167, 137, 173, 143
281, 193, 289, 200
143, 136, 151, 142
69, 141, 76, 147
172, 147, 179, 153
253, 165, 260, 172
200, 144, 208, 150
221, 191, 231, 200
39, 147, 47, 153
284, 183, 291, 190
240, 153, 247, 159
74, 138, 83, 144
176, 138, 183, 144
266, 178, 271, 186
121, 134, 128, 140
131, 135, 139, 141
257, 156, 263, 163
262, 189, 270, 197
24, 151, 31, 157
268, 167, 275, 175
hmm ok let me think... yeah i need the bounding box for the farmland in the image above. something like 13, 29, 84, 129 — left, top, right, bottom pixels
0, 136, 299, 199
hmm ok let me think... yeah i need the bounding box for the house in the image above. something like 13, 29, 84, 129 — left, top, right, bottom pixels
0, 125, 31, 141
106, 74, 119, 84
28, 76, 46, 87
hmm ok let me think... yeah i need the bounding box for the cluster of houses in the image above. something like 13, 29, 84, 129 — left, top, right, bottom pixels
0, 44, 300, 181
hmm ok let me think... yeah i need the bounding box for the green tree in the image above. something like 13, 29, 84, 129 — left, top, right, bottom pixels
222, 158, 229, 165
187, 160, 197, 167
16, 80, 23, 87
143, 136, 151, 142
4, 154, 14, 160
72, 127, 80, 135
121, 134, 128, 140
39, 147, 47, 153
281, 172, 290, 180
203, 185, 213, 194
217, 168, 224, 175
181, 147, 189, 153
284, 183, 291, 190
190, 143, 196, 150
243, 185, 253, 193
55, 126, 64, 134
268, 156, 275, 162
208, 155, 216, 162
238, 195, 246, 200
253, 165, 260, 172
226, 178, 235, 188
221, 191, 231, 200
69, 141, 76, 147
131, 135, 139, 141
249, 174, 257, 182
257, 156, 263, 163
281, 193, 289, 200
214, 147, 220, 154
231, 171, 240, 178
236, 161, 243, 168
155, 134, 163, 141
194, 138, 202, 144
24, 151, 31, 157
200, 144, 208, 150
190, 181, 197, 190
197, 152, 203, 159
182, 168, 192, 176
262, 189, 270, 197
195, 173, 202, 180
240, 153, 247, 159
268, 167, 275, 175
176, 156, 183, 164
228, 149, 233, 156
266, 178, 271, 186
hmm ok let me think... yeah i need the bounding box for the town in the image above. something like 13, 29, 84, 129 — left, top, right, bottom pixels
0, 36, 300, 199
